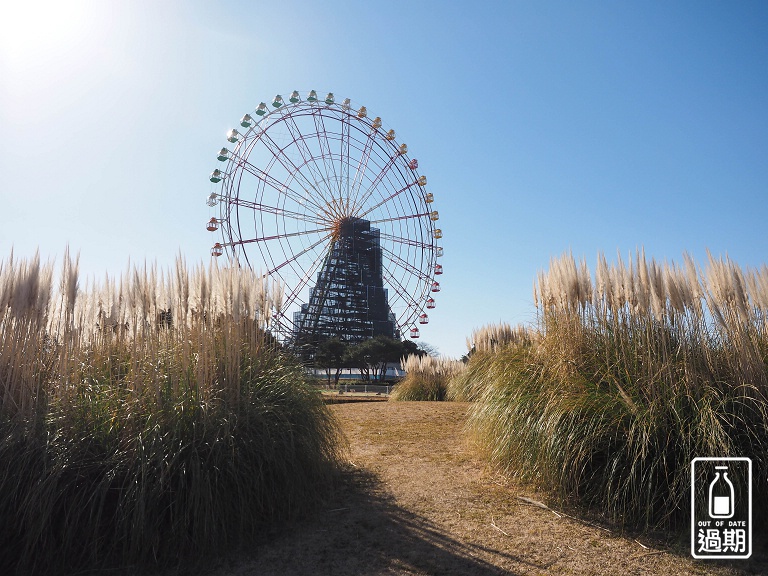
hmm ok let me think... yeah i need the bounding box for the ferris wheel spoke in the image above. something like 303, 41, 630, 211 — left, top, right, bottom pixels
265, 232, 334, 275
279, 239, 332, 312
380, 266, 421, 328
226, 147, 315, 210
367, 213, 430, 226
315, 114, 351, 214
348, 127, 376, 209
230, 197, 325, 226
311, 110, 346, 207
223, 226, 333, 248
378, 231, 436, 251
259, 131, 335, 209
285, 109, 343, 213
357, 180, 420, 219
237, 156, 326, 214
281, 110, 334, 196
379, 244, 433, 284
340, 111, 351, 209
349, 149, 401, 215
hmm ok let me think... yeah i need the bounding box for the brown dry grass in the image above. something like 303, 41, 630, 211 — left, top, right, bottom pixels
208, 401, 766, 576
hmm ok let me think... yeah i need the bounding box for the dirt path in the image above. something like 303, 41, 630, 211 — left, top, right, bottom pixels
211, 401, 765, 575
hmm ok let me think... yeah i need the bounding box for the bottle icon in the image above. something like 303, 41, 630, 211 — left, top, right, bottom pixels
709, 465, 734, 518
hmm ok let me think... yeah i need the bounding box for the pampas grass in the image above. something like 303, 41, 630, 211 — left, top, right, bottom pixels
0, 251, 343, 574
460, 249, 768, 530
447, 324, 534, 402
466, 322, 533, 355
391, 355, 466, 401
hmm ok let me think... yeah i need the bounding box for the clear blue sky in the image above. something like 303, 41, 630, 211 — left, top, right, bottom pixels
2, 1, 767, 358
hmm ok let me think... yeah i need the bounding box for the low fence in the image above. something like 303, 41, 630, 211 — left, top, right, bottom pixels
339, 384, 393, 395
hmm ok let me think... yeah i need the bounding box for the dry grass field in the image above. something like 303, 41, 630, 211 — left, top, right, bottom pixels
209, 401, 767, 576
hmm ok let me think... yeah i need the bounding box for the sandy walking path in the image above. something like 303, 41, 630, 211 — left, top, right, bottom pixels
212, 401, 763, 575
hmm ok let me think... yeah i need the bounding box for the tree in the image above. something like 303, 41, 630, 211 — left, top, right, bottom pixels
314, 338, 349, 388
376, 335, 404, 381
416, 341, 439, 357
401, 339, 426, 359
345, 339, 375, 381
346, 336, 417, 381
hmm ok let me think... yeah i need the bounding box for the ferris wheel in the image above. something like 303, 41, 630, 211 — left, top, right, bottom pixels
206, 90, 443, 341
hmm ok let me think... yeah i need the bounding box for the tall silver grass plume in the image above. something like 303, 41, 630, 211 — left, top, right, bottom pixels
533, 269, 547, 309
744, 268, 762, 315
625, 254, 637, 311
196, 260, 210, 315
664, 262, 684, 314
635, 247, 650, 313
682, 251, 702, 310
250, 273, 265, 324
595, 252, 609, 309
705, 249, 731, 307
565, 252, 579, 307
704, 251, 748, 321
239, 271, 251, 319
59, 246, 80, 318
149, 262, 158, 314
175, 253, 190, 319
606, 259, 620, 311
731, 259, 749, 320
8, 250, 36, 321
401, 354, 465, 377
613, 249, 628, 310
578, 256, 592, 307
271, 280, 284, 315
748, 264, 768, 312
758, 265, 768, 311
470, 322, 531, 353
230, 268, 243, 324
648, 260, 665, 320
146, 265, 155, 326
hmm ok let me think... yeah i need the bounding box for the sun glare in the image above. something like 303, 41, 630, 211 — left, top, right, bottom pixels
0, 1, 94, 70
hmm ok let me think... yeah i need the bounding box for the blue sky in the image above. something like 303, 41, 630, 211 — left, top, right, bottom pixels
1, 1, 767, 358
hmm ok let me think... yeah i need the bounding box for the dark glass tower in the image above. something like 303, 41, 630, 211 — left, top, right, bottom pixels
293, 217, 397, 351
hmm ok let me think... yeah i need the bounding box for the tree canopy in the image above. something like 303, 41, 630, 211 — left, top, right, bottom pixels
312, 336, 428, 384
